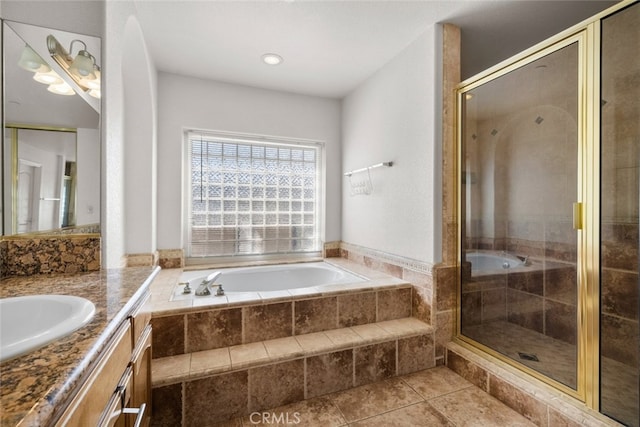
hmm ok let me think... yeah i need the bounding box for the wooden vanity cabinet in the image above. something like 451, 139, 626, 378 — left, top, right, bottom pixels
128, 292, 152, 427
55, 291, 152, 427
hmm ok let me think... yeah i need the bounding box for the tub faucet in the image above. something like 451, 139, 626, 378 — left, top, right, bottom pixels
195, 271, 222, 296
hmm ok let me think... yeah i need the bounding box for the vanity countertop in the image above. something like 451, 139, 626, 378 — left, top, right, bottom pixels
0, 266, 159, 427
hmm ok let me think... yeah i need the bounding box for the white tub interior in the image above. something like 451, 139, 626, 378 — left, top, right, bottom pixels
466, 251, 524, 274
174, 261, 366, 299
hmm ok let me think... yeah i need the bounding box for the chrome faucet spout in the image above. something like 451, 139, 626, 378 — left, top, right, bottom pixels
195, 271, 223, 296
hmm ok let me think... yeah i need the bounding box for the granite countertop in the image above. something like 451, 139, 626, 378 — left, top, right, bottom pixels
0, 266, 160, 427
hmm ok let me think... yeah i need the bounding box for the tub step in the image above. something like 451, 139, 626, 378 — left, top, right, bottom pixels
151, 318, 434, 424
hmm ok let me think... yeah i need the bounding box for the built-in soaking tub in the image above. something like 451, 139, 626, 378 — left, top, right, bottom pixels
465, 251, 525, 276
171, 261, 367, 301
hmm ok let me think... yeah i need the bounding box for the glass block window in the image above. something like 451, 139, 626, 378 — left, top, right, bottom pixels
187, 131, 321, 258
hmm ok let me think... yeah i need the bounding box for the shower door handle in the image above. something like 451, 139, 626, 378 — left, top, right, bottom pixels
572, 202, 583, 230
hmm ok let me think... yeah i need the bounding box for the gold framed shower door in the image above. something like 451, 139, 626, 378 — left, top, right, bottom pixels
452, 1, 640, 411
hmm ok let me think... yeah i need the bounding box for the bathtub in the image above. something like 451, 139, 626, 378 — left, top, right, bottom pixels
466, 251, 524, 274
174, 261, 366, 299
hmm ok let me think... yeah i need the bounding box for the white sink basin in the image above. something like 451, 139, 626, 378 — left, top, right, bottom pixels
0, 295, 96, 362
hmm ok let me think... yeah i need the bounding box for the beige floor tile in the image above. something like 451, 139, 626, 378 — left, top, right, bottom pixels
211, 418, 243, 427
329, 377, 423, 422
229, 342, 269, 368
152, 299, 193, 314
294, 332, 333, 353
429, 387, 536, 427
349, 401, 453, 427
324, 327, 363, 348
226, 292, 262, 305
152, 353, 191, 386
192, 296, 230, 308
377, 318, 431, 335
263, 336, 304, 360
402, 365, 473, 399
350, 323, 391, 343
240, 396, 347, 426
190, 347, 231, 376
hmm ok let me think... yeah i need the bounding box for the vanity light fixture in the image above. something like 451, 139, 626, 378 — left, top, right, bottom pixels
17, 44, 75, 96
47, 34, 101, 98
18, 45, 50, 73
262, 53, 283, 65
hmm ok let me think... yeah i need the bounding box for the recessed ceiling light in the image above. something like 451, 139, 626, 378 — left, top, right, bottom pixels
262, 53, 283, 66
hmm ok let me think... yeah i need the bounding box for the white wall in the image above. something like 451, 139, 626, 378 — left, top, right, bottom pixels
103, 2, 158, 266
76, 128, 100, 225
157, 73, 342, 252
342, 25, 442, 265
0, 0, 103, 37
123, 16, 158, 254
103, 1, 130, 267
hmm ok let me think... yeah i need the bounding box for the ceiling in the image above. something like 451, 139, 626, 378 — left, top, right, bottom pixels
132, 0, 617, 99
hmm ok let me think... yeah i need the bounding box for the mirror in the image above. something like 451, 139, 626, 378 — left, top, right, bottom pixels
2, 20, 100, 235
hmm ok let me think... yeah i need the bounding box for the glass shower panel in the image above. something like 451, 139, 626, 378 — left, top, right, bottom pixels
600, 3, 640, 425
460, 43, 579, 389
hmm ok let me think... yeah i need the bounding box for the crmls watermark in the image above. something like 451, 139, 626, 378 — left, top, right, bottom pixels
249, 411, 301, 425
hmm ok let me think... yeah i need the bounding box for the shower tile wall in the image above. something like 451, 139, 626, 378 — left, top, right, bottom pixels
462, 60, 579, 345
460, 43, 581, 391
600, 3, 640, 424
461, 264, 576, 345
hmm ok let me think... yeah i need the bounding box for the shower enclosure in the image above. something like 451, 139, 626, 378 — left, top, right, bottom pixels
456, 1, 639, 425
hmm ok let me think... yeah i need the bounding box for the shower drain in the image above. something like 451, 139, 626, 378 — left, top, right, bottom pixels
518, 352, 540, 362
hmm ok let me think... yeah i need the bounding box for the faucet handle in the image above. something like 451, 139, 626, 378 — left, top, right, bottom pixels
180, 282, 192, 294
215, 284, 225, 296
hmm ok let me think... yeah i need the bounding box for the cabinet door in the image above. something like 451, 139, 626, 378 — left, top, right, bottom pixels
56, 323, 132, 427
129, 325, 152, 427
99, 367, 133, 427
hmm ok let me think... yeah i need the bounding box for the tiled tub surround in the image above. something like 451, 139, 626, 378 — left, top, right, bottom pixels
0, 233, 101, 278
151, 259, 416, 357
150, 259, 435, 425
0, 266, 158, 427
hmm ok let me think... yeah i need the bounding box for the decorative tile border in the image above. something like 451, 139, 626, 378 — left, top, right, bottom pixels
339, 242, 433, 275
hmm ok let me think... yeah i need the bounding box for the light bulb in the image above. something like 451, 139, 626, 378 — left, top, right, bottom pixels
69, 51, 95, 78
47, 82, 75, 96
88, 88, 101, 99
261, 53, 283, 65
33, 70, 63, 85
81, 69, 100, 90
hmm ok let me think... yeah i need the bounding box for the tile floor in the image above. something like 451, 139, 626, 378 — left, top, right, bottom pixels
464, 320, 638, 426
213, 366, 535, 426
